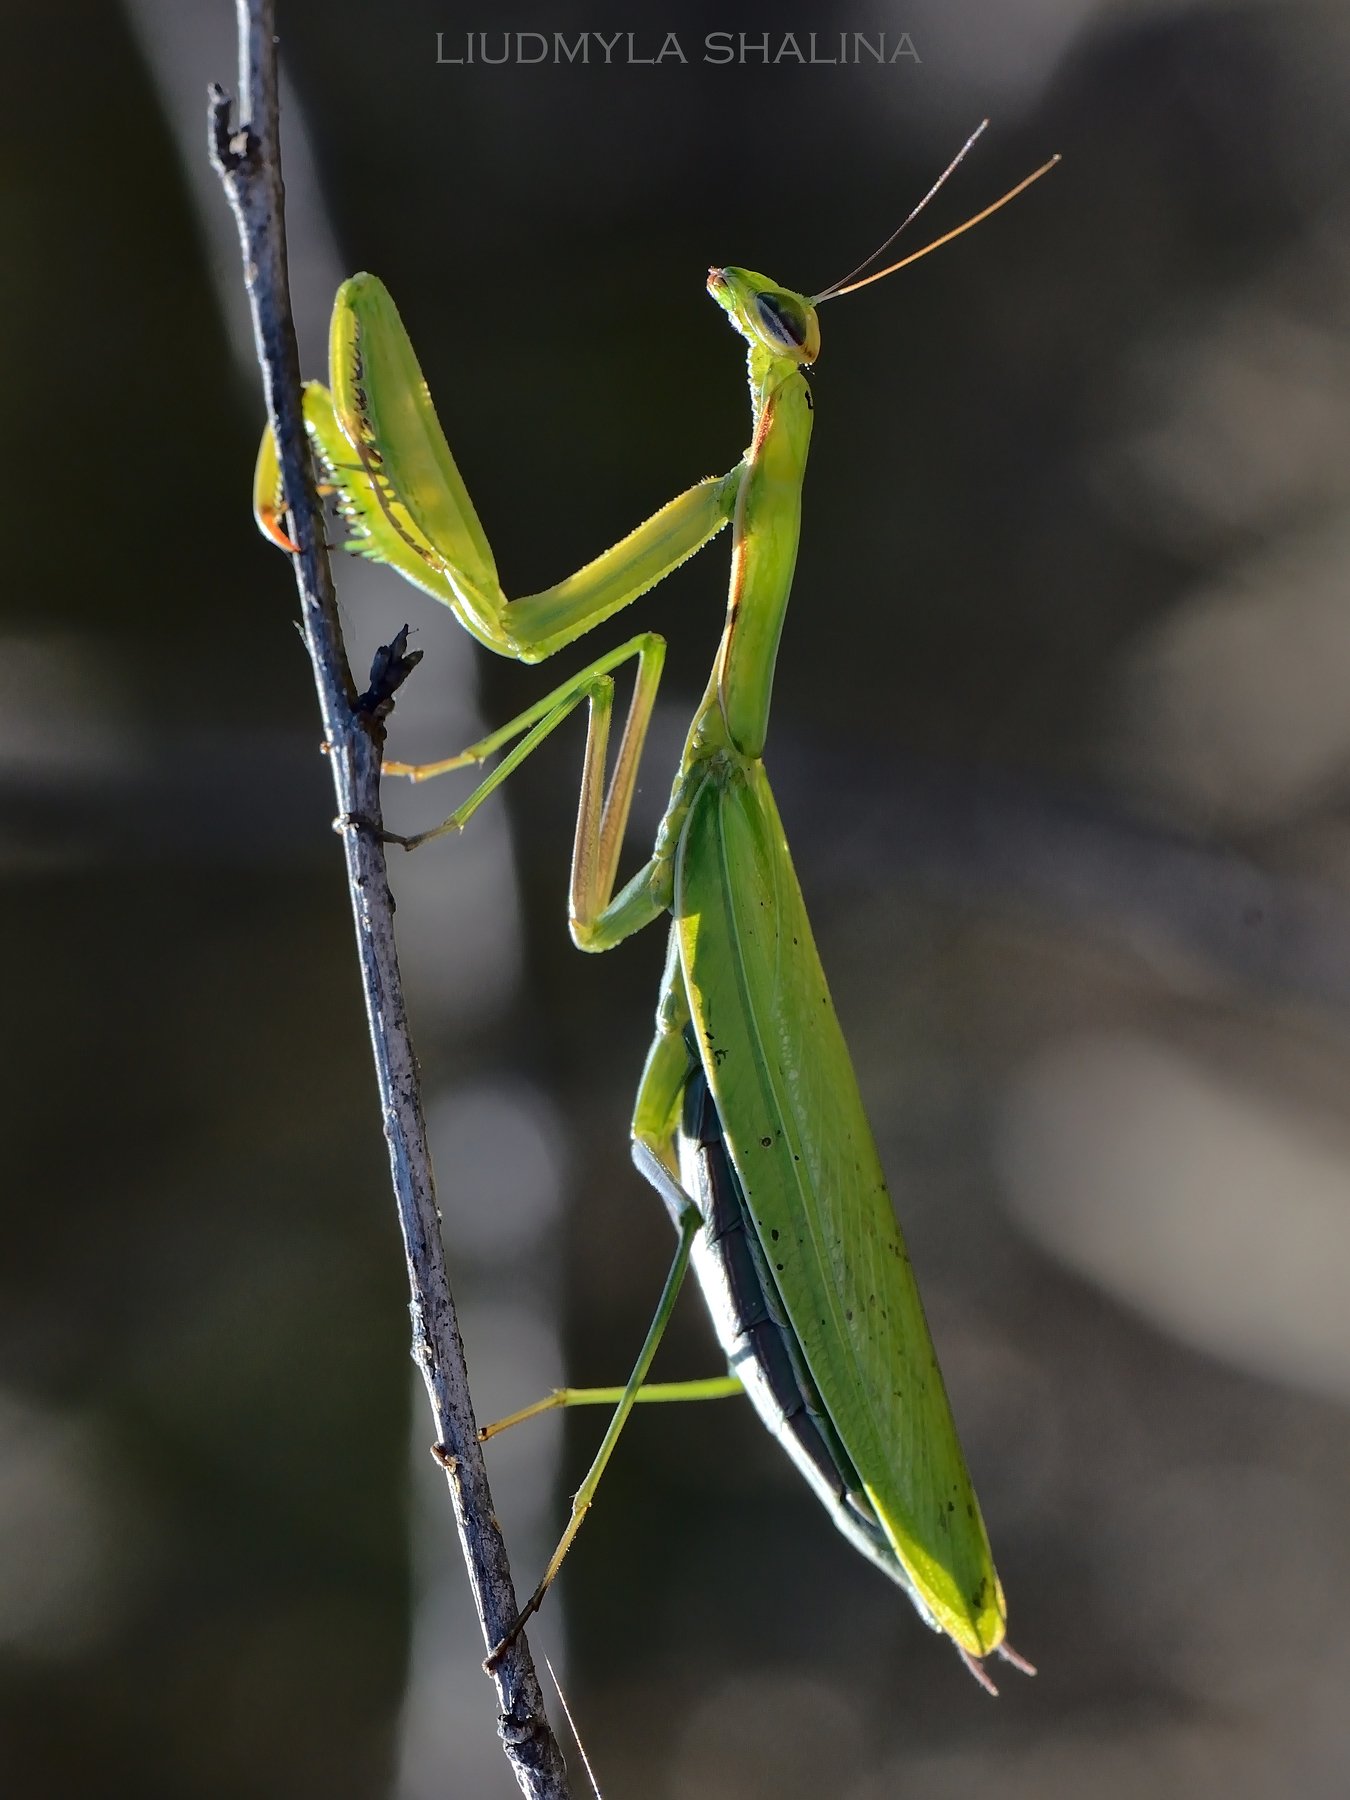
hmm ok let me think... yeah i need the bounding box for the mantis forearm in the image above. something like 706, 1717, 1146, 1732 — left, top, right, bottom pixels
254, 274, 745, 662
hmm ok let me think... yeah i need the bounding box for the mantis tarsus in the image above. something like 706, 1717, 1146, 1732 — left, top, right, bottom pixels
256, 128, 1057, 1691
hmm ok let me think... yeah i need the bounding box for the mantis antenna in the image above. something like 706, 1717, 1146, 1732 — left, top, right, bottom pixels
815, 148, 1061, 303
812, 117, 992, 302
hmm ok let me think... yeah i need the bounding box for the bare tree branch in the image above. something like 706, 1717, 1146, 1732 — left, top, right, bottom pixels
207, 4, 571, 1793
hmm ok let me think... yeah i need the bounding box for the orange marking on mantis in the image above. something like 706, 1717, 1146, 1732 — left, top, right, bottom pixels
726, 395, 776, 621
713, 394, 776, 729
259, 504, 300, 555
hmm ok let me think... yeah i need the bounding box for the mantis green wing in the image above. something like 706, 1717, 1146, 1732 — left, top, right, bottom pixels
676, 757, 1005, 1660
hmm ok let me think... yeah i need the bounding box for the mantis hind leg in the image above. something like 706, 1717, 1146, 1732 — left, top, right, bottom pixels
478, 1375, 742, 1441
481, 939, 748, 1451
483, 937, 724, 1669
484, 1185, 702, 1669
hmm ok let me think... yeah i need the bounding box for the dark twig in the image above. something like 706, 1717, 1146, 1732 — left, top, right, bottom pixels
208, 4, 571, 1794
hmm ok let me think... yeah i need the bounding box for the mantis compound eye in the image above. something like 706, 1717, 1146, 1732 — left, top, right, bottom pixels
755, 291, 811, 352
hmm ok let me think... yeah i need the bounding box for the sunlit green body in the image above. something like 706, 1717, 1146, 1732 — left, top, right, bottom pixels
256, 263, 1013, 1680
669, 764, 1003, 1652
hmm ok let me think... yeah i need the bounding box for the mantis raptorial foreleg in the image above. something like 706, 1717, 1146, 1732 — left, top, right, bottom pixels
256, 277, 745, 662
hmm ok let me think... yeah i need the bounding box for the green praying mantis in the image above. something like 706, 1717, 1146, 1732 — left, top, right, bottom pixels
256, 126, 1057, 1691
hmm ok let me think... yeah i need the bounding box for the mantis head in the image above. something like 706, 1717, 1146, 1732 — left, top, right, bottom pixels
707, 132, 1059, 371
707, 267, 821, 367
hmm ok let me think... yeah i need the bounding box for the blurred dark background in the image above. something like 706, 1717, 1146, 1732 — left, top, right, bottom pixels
5, 1, 1350, 1794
